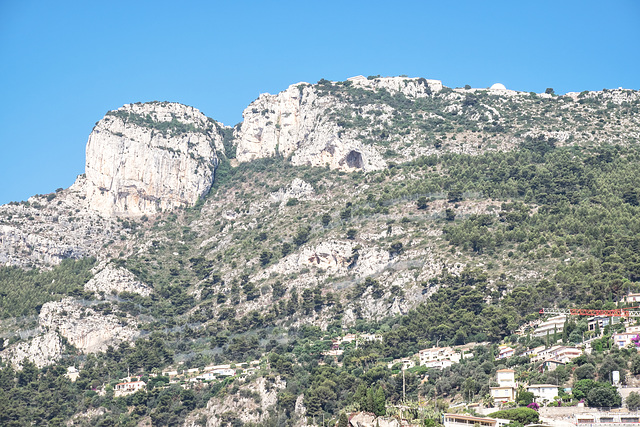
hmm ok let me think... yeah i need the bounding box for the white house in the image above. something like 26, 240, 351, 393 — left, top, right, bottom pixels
419, 347, 462, 366
387, 358, 415, 370
443, 413, 510, 427
527, 384, 559, 404
532, 346, 582, 363
196, 373, 216, 381
532, 315, 566, 338
490, 369, 517, 405
497, 346, 515, 359
612, 332, 639, 349
623, 293, 640, 303
114, 380, 146, 397
496, 369, 515, 387
66, 366, 79, 382
204, 364, 231, 372
423, 359, 453, 370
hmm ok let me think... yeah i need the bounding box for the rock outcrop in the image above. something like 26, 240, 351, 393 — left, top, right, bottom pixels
0, 331, 63, 368
84, 102, 225, 217
0, 185, 120, 268
39, 297, 138, 354
235, 81, 385, 172
234, 76, 444, 172
184, 376, 286, 427
84, 263, 152, 297
269, 178, 315, 205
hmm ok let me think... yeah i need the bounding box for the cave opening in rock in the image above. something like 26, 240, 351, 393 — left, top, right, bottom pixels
345, 150, 364, 169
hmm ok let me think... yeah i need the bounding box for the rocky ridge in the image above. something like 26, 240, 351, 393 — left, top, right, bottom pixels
84, 102, 226, 217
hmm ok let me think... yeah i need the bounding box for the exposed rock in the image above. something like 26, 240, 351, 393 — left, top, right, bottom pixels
348, 412, 413, 427
0, 331, 63, 368
235, 82, 386, 172
189, 376, 286, 426
0, 185, 120, 268
66, 407, 107, 426
258, 240, 389, 280
347, 74, 443, 95
39, 297, 138, 353
84, 102, 225, 217
85, 262, 152, 297
269, 178, 314, 204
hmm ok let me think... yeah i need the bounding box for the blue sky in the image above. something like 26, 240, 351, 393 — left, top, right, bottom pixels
0, 0, 638, 204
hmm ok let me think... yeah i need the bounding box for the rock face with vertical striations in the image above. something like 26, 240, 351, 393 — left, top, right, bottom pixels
84, 102, 226, 217
234, 76, 444, 172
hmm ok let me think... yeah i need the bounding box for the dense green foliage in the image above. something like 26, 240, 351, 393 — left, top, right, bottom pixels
4, 82, 640, 425
0, 257, 95, 318
488, 408, 539, 424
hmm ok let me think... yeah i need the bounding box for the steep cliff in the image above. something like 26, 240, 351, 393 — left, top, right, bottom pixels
235, 76, 640, 170
84, 102, 226, 217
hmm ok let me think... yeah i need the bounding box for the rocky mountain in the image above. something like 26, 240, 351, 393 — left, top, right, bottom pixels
85, 102, 226, 217
1, 76, 639, 426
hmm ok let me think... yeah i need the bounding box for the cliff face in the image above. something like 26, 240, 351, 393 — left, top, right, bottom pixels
84, 102, 226, 217
234, 76, 443, 171
235, 76, 640, 171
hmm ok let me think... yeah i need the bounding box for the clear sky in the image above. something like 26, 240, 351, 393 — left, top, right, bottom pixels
1, 0, 638, 204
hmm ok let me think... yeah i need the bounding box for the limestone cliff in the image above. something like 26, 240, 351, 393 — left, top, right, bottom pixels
38, 297, 138, 354
0, 331, 63, 368
234, 76, 443, 171
1, 297, 139, 367
84, 102, 226, 217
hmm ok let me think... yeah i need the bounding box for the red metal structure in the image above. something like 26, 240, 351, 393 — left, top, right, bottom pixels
539, 307, 640, 317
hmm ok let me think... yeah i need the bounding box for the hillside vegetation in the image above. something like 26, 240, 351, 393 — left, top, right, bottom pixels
1, 79, 640, 426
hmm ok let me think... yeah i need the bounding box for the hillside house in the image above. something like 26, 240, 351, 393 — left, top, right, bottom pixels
114, 380, 146, 397
196, 372, 216, 381
527, 384, 559, 404
544, 359, 565, 371
443, 413, 510, 427
423, 359, 453, 370
588, 316, 620, 332
419, 347, 462, 366
497, 346, 515, 359
532, 346, 582, 363
66, 366, 79, 382
490, 369, 516, 405
532, 315, 566, 338
623, 293, 640, 303
496, 369, 515, 387
387, 358, 415, 370
612, 332, 639, 349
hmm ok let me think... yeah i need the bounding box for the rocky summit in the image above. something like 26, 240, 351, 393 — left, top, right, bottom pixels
85, 102, 226, 217
1, 76, 640, 426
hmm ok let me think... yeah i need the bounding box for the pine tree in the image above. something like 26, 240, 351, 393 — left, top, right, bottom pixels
373, 385, 386, 416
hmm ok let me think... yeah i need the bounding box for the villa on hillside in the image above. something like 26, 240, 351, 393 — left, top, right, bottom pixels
496, 345, 515, 359
114, 380, 146, 397
622, 293, 640, 303
531, 345, 582, 363
527, 384, 559, 404
418, 346, 472, 369
588, 316, 621, 332
443, 413, 510, 427
489, 369, 517, 405
532, 315, 566, 338
612, 331, 640, 349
